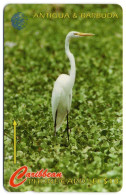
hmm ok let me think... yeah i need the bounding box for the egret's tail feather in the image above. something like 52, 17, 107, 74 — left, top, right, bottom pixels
55, 110, 66, 131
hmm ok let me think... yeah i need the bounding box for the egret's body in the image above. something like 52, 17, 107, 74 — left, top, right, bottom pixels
51, 31, 94, 140
52, 74, 72, 130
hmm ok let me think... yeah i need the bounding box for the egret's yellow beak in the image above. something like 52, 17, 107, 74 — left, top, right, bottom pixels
74, 32, 95, 36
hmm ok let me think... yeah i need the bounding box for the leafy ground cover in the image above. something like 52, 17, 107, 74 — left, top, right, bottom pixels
4, 4, 122, 192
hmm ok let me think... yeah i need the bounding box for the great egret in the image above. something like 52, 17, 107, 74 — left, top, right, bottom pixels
51, 31, 94, 141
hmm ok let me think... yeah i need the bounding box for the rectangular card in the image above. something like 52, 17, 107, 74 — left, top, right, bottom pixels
4, 4, 122, 192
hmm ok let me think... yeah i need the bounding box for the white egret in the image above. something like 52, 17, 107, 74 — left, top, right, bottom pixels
51, 31, 94, 141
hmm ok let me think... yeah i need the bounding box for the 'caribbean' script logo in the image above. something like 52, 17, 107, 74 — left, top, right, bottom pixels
9, 165, 63, 187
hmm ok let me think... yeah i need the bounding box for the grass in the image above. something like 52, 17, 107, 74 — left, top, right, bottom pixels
4, 4, 122, 192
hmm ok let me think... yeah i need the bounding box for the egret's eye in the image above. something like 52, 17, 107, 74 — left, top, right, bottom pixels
74, 33, 78, 35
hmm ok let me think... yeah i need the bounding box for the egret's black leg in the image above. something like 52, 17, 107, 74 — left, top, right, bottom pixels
66, 112, 69, 141
54, 110, 57, 136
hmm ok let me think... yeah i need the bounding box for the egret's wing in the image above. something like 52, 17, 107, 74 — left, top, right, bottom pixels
68, 90, 72, 112
51, 83, 62, 122
51, 74, 72, 131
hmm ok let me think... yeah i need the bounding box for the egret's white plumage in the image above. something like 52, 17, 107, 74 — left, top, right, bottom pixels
51, 31, 94, 139
52, 74, 72, 131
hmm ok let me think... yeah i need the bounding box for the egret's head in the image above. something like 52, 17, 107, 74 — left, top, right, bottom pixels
67, 31, 95, 39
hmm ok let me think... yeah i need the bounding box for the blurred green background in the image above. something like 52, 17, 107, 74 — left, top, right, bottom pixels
4, 4, 122, 192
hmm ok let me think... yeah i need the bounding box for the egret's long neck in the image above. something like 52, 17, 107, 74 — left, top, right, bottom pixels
65, 36, 76, 87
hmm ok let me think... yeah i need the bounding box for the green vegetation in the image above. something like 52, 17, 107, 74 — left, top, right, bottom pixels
4, 4, 122, 192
